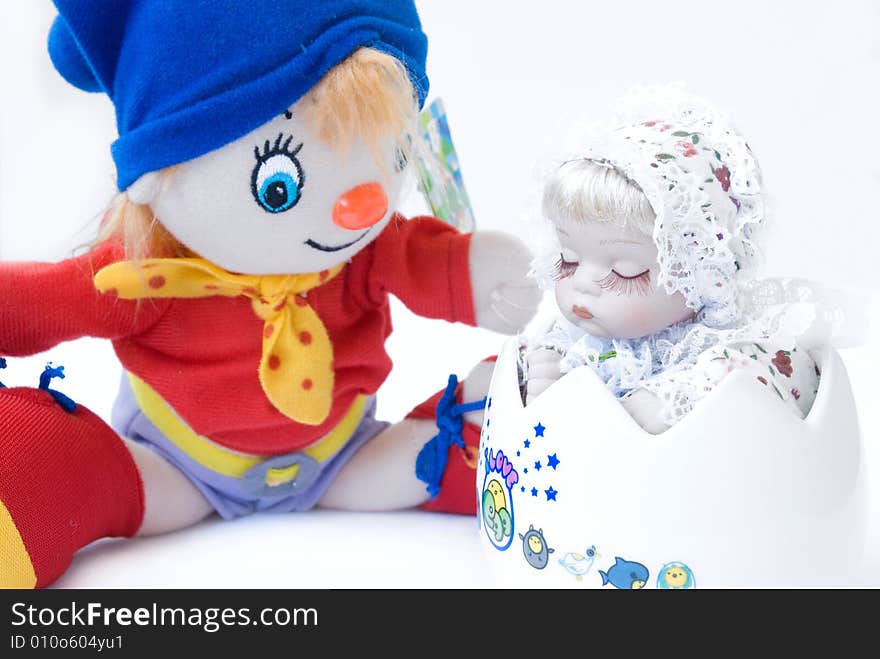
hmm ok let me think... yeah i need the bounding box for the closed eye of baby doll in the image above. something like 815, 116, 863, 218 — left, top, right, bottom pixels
594, 269, 652, 296
549, 214, 694, 343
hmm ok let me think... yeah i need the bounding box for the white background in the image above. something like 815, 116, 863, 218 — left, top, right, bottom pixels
1, 0, 878, 587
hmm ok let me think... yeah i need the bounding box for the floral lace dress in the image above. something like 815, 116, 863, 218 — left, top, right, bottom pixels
530, 318, 819, 427
647, 341, 819, 423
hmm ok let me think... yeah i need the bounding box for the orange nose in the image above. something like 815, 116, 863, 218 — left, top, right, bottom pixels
332, 182, 389, 230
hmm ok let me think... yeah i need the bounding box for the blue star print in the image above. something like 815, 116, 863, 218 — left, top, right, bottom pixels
521, 486, 525, 492
534, 423, 545, 437
545, 486, 557, 501
531, 487, 538, 497
534, 460, 542, 471
524, 439, 531, 449
547, 454, 560, 470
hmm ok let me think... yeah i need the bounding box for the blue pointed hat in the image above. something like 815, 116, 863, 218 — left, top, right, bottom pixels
48, 0, 429, 191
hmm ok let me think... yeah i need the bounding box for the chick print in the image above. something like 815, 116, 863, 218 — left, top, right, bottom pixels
519, 525, 555, 570
486, 478, 506, 513
481, 481, 512, 545
559, 545, 600, 580
657, 562, 696, 589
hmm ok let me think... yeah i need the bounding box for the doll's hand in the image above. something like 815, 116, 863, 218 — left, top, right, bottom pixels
525, 347, 562, 404
621, 389, 669, 435
468, 231, 540, 334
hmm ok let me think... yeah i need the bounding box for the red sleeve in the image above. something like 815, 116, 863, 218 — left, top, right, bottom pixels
363, 215, 475, 325
0, 241, 170, 356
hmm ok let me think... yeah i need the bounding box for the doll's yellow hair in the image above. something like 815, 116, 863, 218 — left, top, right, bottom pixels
301, 47, 417, 164
98, 47, 418, 260
543, 159, 656, 236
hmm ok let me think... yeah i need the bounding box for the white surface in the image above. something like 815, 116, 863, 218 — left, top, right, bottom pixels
55, 511, 496, 589
1, 1, 878, 587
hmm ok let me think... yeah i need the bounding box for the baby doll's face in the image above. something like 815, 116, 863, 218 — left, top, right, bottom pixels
129, 99, 408, 274
552, 217, 694, 339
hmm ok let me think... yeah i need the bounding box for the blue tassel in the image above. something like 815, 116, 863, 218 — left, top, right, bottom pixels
416, 374, 487, 498
38, 363, 77, 413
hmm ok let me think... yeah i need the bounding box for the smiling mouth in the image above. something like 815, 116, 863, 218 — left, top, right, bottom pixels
304, 231, 369, 252
572, 305, 593, 320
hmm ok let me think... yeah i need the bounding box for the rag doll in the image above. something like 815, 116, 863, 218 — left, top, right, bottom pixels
0, 0, 540, 588
522, 90, 829, 434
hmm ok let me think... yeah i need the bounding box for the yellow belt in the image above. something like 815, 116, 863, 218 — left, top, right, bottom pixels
127, 372, 368, 487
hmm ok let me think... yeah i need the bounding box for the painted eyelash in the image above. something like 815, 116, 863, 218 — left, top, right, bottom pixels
595, 269, 652, 296
552, 255, 579, 281
254, 133, 303, 162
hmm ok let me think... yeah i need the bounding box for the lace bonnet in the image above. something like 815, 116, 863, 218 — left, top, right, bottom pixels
576, 89, 765, 328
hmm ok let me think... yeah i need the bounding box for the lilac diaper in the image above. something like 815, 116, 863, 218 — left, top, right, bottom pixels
111, 374, 389, 519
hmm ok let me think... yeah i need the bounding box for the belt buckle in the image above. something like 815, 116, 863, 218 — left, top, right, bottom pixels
241, 452, 321, 498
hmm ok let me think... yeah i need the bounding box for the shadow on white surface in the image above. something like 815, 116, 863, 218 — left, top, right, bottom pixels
53, 511, 495, 589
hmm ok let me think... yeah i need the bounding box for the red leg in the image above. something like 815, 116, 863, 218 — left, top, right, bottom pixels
0, 387, 144, 588
409, 357, 496, 516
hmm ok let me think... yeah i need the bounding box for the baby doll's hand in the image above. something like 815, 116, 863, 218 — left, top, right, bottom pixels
621, 389, 670, 435
525, 347, 562, 404
468, 232, 540, 334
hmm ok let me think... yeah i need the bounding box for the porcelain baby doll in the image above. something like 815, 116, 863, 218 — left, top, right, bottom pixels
523, 91, 823, 434
0, 0, 539, 588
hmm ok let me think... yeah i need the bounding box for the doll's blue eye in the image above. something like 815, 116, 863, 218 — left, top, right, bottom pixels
258, 172, 299, 213
251, 134, 305, 214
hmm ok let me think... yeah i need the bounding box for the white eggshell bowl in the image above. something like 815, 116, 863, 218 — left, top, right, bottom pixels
477, 338, 866, 588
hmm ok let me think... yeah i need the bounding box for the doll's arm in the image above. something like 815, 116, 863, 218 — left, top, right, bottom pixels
365, 215, 478, 324
0, 242, 168, 356
365, 215, 539, 332
524, 349, 669, 433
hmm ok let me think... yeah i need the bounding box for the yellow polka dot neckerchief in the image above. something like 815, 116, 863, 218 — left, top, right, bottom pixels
94, 258, 344, 426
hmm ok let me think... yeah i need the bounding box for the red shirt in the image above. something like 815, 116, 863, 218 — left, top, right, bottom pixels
0, 215, 475, 455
